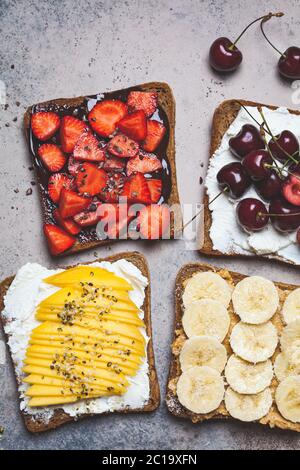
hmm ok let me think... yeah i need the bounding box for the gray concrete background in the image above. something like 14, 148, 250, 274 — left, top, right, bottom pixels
0, 0, 300, 450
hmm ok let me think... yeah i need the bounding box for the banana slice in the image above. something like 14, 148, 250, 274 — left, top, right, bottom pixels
182, 299, 230, 342
230, 321, 278, 363
232, 276, 279, 324
225, 354, 273, 394
275, 376, 300, 423
179, 336, 227, 373
282, 289, 300, 324
224, 387, 272, 422
182, 271, 232, 309
281, 319, 300, 352
274, 347, 300, 381
176, 365, 224, 414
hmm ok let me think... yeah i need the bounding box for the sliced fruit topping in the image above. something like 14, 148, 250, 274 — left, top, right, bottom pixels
31, 111, 60, 141
138, 204, 170, 239
107, 134, 139, 158
38, 144, 66, 172
142, 120, 166, 152
73, 131, 106, 162
126, 151, 162, 176
48, 173, 74, 204
147, 179, 162, 203
282, 173, 300, 206
118, 110, 147, 141
127, 91, 158, 117
59, 189, 91, 219
88, 100, 128, 138
103, 155, 126, 172
60, 116, 88, 153
67, 156, 81, 175
121, 172, 151, 204
73, 201, 101, 227
96, 204, 133, 239
53, 208, 81, 235
75, 162, 108, 196
100, 172, 125, 203
43, 224, 76, 255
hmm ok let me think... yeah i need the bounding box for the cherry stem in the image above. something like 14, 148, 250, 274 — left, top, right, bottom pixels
230, 12, 284, 50
259, 211, 300, 217
260, 12, 285, 57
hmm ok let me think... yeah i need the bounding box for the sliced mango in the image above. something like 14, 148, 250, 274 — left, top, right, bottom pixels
28, 394, 112, 407
25, 384, 109, 397
35, 310, 144, 328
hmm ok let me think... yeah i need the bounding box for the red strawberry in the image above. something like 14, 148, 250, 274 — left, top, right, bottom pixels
44, 224, 76, 255
67, 156, 81, 176
48, 173, 74, 204
73, 201, 102, 227
126, 151, 162, 176
73, 131, 106, 162
118, 111, 147, 141
53, 208, 81, 235
38, 144, 66, 172
103, 155, 126, 172
121, 172, 151, 204
138, 204, 170, 239
127, 91, 158, 117
107, 134, 139, 158
31, 112, 60, 141
60, 116, 88, 153
76, 162, 108, 196
100, 172, 126, 203
96, 204, 133, 239
59, 189, 91, 218
88, 100, 128, 138
147, 179, 162, 203
143, 120, 166, 152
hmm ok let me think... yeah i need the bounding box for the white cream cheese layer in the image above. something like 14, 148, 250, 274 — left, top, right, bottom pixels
2, 260, 150, 422
206, 106, 300, 264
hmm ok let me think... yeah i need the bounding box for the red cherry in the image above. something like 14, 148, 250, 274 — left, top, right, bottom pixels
236, 198, 269, 232
217, 162, 251, 198
209, 37, 242, 72
282, 173, 300, 206
229, 124, 265, 159
242, 149, 272, 181
255, 171, 283, 201
268, 130, 299, 163
297, 227, 300, 245
269, 197, 300, 232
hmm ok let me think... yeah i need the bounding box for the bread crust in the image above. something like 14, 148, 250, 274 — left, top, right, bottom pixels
0, 251, 160, 432
24, 82, 182, 256
200, 99, 300, 266
166, 261, 300, 432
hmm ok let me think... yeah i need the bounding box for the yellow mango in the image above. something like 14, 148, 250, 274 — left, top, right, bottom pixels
28, 393, 113, 407
35, 310, 144, 328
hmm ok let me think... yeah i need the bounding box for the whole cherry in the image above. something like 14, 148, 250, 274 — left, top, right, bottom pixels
268, 130, 299, 163
217, 162, 251, 198
236, 198, 269, 232
269, 197, 300, 232
242, 149, 273, 181
229, 124, 265, 159
255, 171, 283, 201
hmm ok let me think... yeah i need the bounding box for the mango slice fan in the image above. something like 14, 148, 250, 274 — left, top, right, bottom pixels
23, 266, 146, 407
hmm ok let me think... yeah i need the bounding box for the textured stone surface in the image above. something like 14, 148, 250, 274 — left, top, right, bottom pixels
1, 0, 300, 450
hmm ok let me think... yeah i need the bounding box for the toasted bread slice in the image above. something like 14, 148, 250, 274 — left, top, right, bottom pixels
200, 99, 300, 266
0, 251, 160, 432
166, 261, 300, 432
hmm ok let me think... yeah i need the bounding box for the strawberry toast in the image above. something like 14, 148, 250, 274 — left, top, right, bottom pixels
24, 82, 181, 256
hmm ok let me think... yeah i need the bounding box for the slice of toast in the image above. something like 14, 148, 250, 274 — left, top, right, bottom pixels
166, 261, 300, 432
24, 82, 182, 256
0, 251, 160, 433
200, 99, 300, 266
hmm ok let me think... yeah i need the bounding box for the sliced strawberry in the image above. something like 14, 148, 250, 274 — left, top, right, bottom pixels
88, 100, 128, 138
53, 208, 81, 235
31, 111, 60, 141
48, 173, 74, 204
121, 172, 151, 204
73, 201, 102, 227
147, 179, 162, 203
73, 131, 106, 162
107, 134, 139, 158
68, 156, 82, 176
75, 162, 108, 196
43, 224, 76, 255
138, 204, 170, 239
118, 110, 147, 141
59, 189, 91, 218
38, 144, 66, 172
96, 204, 133, 239
100, 172, 126, 203
103, 155, 126, 172
126, 151, 162, 176
60, 116, 88, 153
127, 91, 158, 117
282, 173, 300, 206
143, 120, 166, 152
